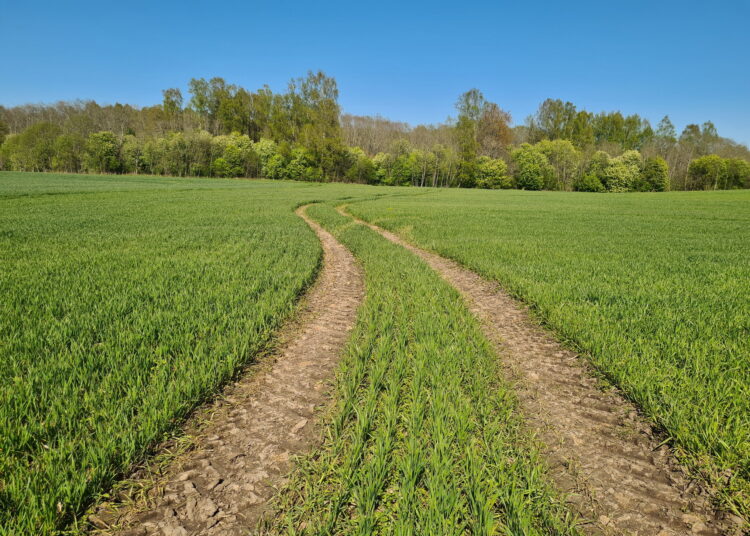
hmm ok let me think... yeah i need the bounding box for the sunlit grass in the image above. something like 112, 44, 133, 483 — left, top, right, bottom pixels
0, 172, 380, 534
273, 203, 578, 534
349, 188, 750, 516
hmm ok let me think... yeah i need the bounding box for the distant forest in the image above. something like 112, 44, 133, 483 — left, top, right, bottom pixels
1, 71, 749, 191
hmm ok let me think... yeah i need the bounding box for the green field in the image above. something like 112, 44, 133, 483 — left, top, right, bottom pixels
349, 188, 750, 514
2, 172, 749, 533
0, 172, 380, 534
272, 203, 577, 534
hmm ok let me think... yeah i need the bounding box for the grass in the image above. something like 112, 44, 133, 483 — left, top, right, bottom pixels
5, 171, 747, 532
271, 202, 578, 535
348, 188, 750, 517
0, 172, 383, 535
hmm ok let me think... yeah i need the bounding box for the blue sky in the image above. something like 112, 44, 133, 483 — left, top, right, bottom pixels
2, 0, 749, 145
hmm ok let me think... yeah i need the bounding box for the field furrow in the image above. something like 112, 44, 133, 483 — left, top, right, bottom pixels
270, 202, 579, 535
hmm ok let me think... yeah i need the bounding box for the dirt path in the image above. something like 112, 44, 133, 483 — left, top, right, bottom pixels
339, 205, 740, 536
95, 205, 364, 536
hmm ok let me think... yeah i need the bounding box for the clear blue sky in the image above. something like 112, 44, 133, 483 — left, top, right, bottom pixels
2, 0, 749, 145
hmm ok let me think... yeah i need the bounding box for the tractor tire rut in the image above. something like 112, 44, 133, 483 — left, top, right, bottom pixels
339, 205, 740, 536
96, 205, 364, 536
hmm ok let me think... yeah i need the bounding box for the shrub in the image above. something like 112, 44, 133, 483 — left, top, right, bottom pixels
600, 150, 642, 192
724, 158, 750, 189
511, 144, 553, 190
639, 156, 669, 191
476, 156, 511, 189
265, 153, 288, 180
573, 173, 605, 192
687, 155, 726, 190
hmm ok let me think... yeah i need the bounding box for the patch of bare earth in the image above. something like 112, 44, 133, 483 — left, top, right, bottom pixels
340, 205, 744, 536
91, 205, 364, 536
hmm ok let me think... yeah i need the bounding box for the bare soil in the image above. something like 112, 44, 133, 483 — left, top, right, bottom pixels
91, 205, 364, 536
340, 205, 743, 536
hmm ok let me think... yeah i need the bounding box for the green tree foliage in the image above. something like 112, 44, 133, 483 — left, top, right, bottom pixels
511, 144, 553, 190
687, 155, 729, 190
2, 74, 748, 193
475, 156, 511, 189
680, 122, 720, 157
535, 139, 581, 190
454, 89, 485, 187
162, 88, 182, 115
639, 156, 669, 191
51, 133, 86, 173
654, 116, 677, 152
120, 135, 143, 174
0, 134, 16, 170
528, 99, 654, 151
84, 131, 121, 173
688, 154, 726, 190
453, 89, 514, 186
210, 133, 259, 178
375, 140, 419, 186
344, 147, 377, 184
0, 118, 8, 146
1, 122, 61, 171
579, 150, 651, 193
585, 150, 611, 177
599, 150, 643, 192
254, 138, 278, 177
725, 158, 750, 189
573, 173, 605, 192
288, 71, 346, 179
528, 99, 577, 142
188, 77, 234, 133
570, 111, 595, 148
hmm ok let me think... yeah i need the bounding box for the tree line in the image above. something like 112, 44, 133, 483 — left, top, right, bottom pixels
1, 72, 748, 191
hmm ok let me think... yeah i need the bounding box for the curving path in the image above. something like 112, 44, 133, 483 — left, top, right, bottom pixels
338, 204, 740, 536
94, 205, 364, 536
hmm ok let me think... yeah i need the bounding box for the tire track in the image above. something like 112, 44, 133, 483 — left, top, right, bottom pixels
339, 205, 741, 536
93, 205, 364, 536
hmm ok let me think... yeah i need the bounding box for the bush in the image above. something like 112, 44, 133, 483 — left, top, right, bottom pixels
599, 150, 642, 192
687, 155, 726, 190
265, 153, 288, 180
573, 173, 605, 192
511, 144, 553, 190
211, 157, 233, 177
476, 156, 511, 189
639, 156, 669, 191
284, 146, 322, 181
725, 158, 750, 189
585, 150, 611, 177
254, 138, 278, 178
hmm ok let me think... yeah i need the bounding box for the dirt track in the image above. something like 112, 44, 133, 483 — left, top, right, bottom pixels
339, 204, 741, 536
94, 205, 364, 536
